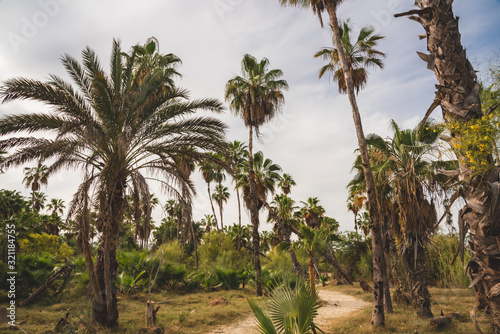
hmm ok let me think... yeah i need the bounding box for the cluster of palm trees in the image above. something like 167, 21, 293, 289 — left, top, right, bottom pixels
0, 0, 497, 330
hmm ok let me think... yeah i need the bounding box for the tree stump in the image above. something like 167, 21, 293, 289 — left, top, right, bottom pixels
429, 312, 464, 329
146, 301, 160, 327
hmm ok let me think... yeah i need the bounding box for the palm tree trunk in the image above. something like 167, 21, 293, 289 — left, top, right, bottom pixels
219, 201, 224, 230
398, 1, 500, 330
308, 251, 316, 296
324, 244, 353, 285
208, 183, 219, 231
237, 187, 242, 253
402, 240, 433, 318
248, 124, 262, 296
92, 179, 125, 327
325, 3, 384, 326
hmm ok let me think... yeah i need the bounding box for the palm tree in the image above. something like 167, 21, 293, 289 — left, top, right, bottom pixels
268, 193, 305, 278
22, 163, 49, 211
47, 198, 65, 217
200, 214, 216, 233
347, 193, 366, 232
236, 150, 282, 295
279, 1, 386, 324
225, 54, 288, 296
365, 120, 445, 318
315, 20, 385, 94
225, 140, 248, 252
199, 157, 220, 230
396, 3, 499, 330
32, 191, 47, 212
0, 38, 226, 327
300, 197, 325, 229
278, 173, 296, 195
212, 184, 230, 230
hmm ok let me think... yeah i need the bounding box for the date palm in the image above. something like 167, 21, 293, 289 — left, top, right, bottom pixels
279, 0, 386, 324
225, 54, 288, 296
0, 38, 226, 327
212, 184, 230, 230
315, 20, 385, 94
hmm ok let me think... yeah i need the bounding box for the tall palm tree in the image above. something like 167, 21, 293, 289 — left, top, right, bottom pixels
47, 198, 65, 217
315, 20, 385, 94
212, 184, 230, 230
22, 163, 49, 211
225, 140, 248, 252
278, 173, 296, 195
236, 150, 282, 295
0, 38, 226, 327
279, 1, 386, 324
225, 54, 288, 296
199, 156, 220, 230
396, 3, 500, 330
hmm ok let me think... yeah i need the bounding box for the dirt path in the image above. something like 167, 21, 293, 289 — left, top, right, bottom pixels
211, 289, 371, 334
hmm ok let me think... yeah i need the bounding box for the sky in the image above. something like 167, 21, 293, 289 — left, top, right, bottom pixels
0, 0, 499, 233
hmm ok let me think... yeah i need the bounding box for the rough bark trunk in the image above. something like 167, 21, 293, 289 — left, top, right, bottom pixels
402, 240, 433, 318
92, 179, 125, 327
398, 1, 500, 330
325, 3, 385, 326
248, 125, 262, 296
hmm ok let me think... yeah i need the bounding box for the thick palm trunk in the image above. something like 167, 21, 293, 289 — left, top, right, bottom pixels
325, 3, 384, 326
207, 183, 219, 231
402, 240, 433, 318
248, 125, 262, 296
398, 1, 500, 331
92, 179, 125, 327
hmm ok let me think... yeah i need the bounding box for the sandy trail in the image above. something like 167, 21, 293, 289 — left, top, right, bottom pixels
211, 289, 370, 334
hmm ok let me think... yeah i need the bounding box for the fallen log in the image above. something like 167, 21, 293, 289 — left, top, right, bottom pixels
20, 264, 74, 307
359, 279, 373, 293
429, 312, 464, 329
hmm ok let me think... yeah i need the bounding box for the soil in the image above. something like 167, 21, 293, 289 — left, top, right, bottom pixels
211, 288, 371, 334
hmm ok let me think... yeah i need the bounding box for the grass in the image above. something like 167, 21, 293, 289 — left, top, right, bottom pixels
2, 283, 493, 333
3, 287, 261, 333
319, 283, 492, 334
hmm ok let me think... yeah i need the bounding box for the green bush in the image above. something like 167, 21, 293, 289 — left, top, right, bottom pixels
426, 233, 470, 288
156, 263, 188, 289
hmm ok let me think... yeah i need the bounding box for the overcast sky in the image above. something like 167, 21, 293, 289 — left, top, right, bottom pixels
0, 0, 499, 232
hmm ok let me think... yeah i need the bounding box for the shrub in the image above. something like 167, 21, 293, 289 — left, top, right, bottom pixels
426, 233, 470, 288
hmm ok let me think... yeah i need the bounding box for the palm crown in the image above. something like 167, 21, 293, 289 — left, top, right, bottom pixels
315, 20, 385, 94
